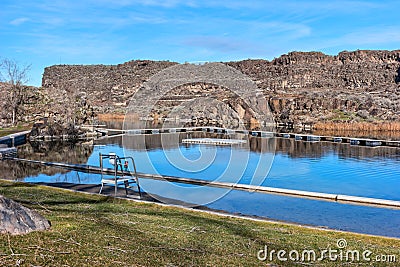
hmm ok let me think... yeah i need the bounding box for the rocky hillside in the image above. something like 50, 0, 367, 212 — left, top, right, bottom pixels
42, 60, 177, 114
0, 83, 48, 127
227, 50, 400, 127
28, 50, 400, 129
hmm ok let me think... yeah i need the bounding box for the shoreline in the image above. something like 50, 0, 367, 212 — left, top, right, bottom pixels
98, 113, 400, 130
96, 113, 400, 141
4, 178, 400, 241
32, 180, 400, 240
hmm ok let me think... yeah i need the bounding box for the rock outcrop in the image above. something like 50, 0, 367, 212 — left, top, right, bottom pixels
0, 195, 50, 235
227, 50, 400, 126
9, 50, 400, 129
42, 60, 177, 114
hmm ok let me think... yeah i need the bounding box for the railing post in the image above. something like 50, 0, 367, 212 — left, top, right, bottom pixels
130, 157, 141, 199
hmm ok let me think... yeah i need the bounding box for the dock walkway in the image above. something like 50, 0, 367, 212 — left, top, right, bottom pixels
95, 126, 400, 148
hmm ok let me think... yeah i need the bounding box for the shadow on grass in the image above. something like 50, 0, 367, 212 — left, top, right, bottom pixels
0, 182, 112, 207
0, 181, 287, 243
0, 181, 36, 187
129, 205, 267, 244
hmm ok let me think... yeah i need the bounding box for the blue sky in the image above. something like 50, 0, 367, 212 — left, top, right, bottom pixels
1, 0, 399, 86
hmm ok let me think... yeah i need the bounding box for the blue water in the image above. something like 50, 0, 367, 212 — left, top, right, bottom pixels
266, 153, 400, 201
23, 136, 400, 238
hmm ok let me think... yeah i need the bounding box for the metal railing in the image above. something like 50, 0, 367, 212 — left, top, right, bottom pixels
99, 153, 141, 198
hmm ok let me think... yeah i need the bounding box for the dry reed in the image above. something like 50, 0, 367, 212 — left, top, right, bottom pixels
313, 122, 400, 131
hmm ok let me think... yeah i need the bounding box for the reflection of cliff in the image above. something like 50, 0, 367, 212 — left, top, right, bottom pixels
336, 144, 400, 160
0, 141, 93, 180
275, 138, 400, 159
97, 133, 400, 159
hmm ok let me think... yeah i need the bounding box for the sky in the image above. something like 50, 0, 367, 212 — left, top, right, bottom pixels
1, 0, 399, 86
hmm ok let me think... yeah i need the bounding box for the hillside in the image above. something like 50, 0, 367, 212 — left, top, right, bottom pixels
41, 50, 400, 129
2, 50, 399, 130
227, 50, 400, 128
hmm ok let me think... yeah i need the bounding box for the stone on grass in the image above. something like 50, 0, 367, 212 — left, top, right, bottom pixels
0, 195, 50, 235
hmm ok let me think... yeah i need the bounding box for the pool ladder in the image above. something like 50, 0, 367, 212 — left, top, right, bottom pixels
99, 153, 141, 198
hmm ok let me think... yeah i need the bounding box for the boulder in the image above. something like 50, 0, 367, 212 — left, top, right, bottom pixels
0, 195, 50, 235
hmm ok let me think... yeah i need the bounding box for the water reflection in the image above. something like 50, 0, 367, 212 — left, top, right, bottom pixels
97, 133, 400, 160
275, 138, 400, 160
0, 141, 93, 180
3, 135, 399, 183
103, 119, 400, 141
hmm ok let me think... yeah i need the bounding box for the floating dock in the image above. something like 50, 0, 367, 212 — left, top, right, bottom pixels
92, 126, 400, 148
182, 138, 246, 145
275, 133, 400, 148
0, 130, 29, 158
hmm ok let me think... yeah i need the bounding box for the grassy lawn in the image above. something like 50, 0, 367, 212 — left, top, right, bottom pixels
0, 180, 399, 266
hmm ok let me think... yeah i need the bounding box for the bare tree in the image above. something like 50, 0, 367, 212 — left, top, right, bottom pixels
0, 58, 31, 125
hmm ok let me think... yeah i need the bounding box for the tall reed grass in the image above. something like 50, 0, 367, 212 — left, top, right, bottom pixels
313, 122, 400, 131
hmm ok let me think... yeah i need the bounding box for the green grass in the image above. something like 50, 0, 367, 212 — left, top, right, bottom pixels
0, 180, 399, 266
329, 110, 354, 122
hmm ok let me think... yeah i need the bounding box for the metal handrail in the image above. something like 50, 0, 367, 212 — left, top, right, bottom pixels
99, 153, 141, 198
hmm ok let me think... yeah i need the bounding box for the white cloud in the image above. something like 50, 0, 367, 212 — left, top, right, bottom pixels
320, 26, 400, 49
131, 0, 383, 13
183, 36, 253, 53
9, 17, 30, 26
342, 27, 400, 45
87, 13, 169, 26
252, 21, 312, 39
90, 0, 196, 8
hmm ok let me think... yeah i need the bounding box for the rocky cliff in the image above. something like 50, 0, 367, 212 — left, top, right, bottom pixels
39, 50, 400, 128
227, 50, 400, 127
42, 60, 177, 114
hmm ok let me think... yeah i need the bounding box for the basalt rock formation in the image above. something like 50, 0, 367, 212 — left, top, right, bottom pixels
0, 195, 50, 235
36, 50, 400, 129
42, 60, 177, 115
227, 50, 400, 127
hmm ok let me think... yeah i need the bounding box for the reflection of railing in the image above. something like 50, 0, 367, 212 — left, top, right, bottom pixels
99, 153, 141, 198
0, 147, 17, 159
